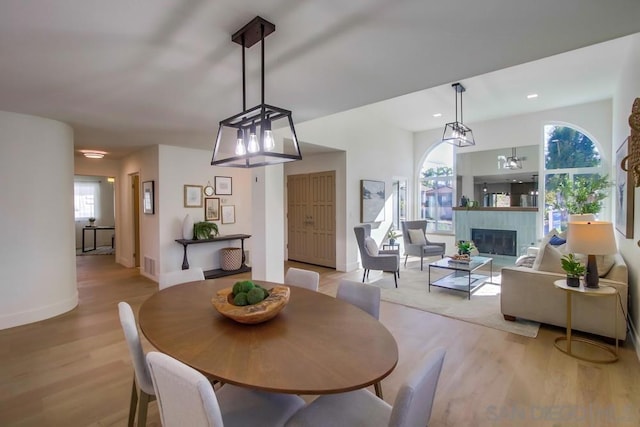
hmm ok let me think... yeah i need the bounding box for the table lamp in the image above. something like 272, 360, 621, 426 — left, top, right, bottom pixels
566, 221, 617, 288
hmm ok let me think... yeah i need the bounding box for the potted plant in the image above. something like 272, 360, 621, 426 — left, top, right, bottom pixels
193, 221, 219, 240
457, 240, 475, 256
560, 253, 586, 287
88, 217, 96, 226
386, 227, 400, 245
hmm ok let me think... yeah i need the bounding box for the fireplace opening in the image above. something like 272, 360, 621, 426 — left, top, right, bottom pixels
471, 228, 517, 256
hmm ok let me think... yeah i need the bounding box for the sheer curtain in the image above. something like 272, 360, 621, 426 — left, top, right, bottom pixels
74, 181, 100, 220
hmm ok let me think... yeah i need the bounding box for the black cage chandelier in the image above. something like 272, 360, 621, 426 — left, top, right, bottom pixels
211, 16, 302, 168
442, 82, 475, 147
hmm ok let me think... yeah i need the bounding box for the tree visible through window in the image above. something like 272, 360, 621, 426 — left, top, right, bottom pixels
543, 125, 605, 233
419, 142, 454, 233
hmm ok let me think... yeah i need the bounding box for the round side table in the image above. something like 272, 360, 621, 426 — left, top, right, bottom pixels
553, 280, 618, 363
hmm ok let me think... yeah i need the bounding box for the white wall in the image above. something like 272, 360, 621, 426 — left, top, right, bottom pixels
295, 109, 414, 271
158, 145, 252, 277
0, 111, 77, 329
612, 32, 640, 355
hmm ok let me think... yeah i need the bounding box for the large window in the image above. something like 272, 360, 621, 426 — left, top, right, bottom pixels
391, 179, 407, 230
74, 181, 100, 220
419, 142, 454, 233
543, 124, 605, 233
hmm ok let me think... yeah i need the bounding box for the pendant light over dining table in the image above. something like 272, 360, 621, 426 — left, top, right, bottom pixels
442, 82, 475, 147
211, 16, 302, 168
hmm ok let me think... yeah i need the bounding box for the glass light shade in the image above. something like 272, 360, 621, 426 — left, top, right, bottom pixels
247, 132, 259, 153
212, 103, 301, 168
234, 129, 247, 155
566, 221, 617, 255
442, 122, 475, 147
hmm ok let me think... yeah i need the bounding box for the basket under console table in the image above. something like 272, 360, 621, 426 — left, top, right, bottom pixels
175, 234, 251, 279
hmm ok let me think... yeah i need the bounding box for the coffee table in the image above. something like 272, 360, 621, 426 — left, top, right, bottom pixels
428, 256, 493, 299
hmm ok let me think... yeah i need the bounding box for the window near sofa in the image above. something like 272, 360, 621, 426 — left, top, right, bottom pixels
419, 142, 454, 233
542, 124, 605, 234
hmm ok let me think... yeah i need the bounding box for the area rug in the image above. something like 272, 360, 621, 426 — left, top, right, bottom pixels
372, 265, 540, 338
76, 246, 114, 256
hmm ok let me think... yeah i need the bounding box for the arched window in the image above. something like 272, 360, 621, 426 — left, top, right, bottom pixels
419, 142, 454, 233
543, 124, 606, 233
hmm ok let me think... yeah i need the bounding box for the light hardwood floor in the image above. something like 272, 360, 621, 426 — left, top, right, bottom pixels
1, 255, 639, 426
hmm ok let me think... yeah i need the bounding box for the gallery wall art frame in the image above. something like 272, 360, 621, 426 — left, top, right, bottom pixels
615, 137, 634, 238
222, 205, 236, 224
142, 180, 154, 214
215, 176, 232, 195
204, 197, 220, 221
184, 185, 203, 208
360, 179, 385, 223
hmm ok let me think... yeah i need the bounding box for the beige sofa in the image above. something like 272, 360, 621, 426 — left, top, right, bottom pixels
500, 250, 628, 340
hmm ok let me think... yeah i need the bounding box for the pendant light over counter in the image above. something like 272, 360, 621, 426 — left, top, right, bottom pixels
442, 82, 475, 148
211, 16, 302, 168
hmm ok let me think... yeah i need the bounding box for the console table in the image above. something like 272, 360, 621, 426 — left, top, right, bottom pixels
82, 226, 115, 252
175, 234, 251, 279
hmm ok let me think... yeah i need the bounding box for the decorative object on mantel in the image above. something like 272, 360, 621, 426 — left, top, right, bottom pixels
566, 221, 617, 289
182, 214, 194, 239
620, 97, 640, 187
211, 16, 302, 168
442, 82, 475, 147
560, 253, 585, 288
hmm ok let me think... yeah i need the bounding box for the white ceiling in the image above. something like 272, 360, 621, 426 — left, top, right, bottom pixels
1, 0, 639, 159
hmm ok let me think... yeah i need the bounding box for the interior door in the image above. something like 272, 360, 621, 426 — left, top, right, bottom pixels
287, 171, 336, 268
132, 173, 140, 268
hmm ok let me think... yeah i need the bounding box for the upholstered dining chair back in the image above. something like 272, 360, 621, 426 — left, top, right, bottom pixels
284, 347, 447, 427
158, 267, 205, 291
388, 347, 446, 427
118, 301, 156, 426
336, 279, 380, 320
285, 267, 320, 291
146, 351, 224, 427
147, 351, 305, 427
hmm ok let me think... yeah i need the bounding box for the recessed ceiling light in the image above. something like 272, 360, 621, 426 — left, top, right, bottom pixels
432, 113, 442, 118
81, 150, 107, 159
526, 93, 538, 99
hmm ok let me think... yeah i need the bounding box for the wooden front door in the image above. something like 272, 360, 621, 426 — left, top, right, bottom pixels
287, 171, 336, 268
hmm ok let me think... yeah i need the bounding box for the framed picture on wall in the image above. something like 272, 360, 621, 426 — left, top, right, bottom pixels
360, 179, 385, 223
184, 185, 203, 208
615, 137, 634, 238
215, 176, 232, 195
222, 205, 236, 224
204, 197, 220, 221
142, 180, 154, 214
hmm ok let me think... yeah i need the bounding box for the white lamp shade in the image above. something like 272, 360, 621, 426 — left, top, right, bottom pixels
566, 221, 617, 255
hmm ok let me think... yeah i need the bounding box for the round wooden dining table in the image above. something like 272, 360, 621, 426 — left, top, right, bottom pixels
138, 278, 398, 395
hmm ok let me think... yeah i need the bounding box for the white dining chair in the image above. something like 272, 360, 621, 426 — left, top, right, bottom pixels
158, 267, 205, 291
118, 302, 156, 427
284, 267, 320, 292
146, 351, 305, 427
336, 279, 383, 397
285, 347, 446, 427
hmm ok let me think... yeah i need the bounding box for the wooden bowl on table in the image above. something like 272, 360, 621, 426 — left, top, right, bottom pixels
211, 285, 290, 324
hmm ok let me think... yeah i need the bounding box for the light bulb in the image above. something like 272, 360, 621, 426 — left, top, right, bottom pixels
263, 130, 275, 151
247, 123, 259, 153
235, 129, 246, 155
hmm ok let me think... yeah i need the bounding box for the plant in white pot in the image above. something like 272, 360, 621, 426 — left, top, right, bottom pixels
386, 227, 400, 245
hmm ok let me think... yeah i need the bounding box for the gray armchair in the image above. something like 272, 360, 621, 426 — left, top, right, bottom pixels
354, 224, 400, 287
401, 220, 446, 270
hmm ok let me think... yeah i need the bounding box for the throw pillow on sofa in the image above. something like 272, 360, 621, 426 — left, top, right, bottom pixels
532, 243, 566, 274
407, 229, 427, 245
